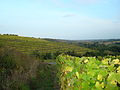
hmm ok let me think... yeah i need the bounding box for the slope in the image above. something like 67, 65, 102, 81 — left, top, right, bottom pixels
0, 34, 92, 56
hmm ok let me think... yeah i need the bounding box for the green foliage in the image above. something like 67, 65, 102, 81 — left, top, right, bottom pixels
31, 50, 59, 60
29, 64, 59, 90
10, 82, 30, 90
77, 41, 120, 56
57, 55, 120, 90
0, 47, 39, 90
3, 34, 18, 36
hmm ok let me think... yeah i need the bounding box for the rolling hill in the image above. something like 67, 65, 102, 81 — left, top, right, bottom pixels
0, 34, 92, 56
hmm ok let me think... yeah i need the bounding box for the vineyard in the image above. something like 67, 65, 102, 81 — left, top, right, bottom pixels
57, 55, 120, 90
0, 34, 120, 90
0, 34, 91, 55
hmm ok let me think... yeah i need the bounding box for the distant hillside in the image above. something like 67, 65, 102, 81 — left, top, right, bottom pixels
0, 34, 92, 56
44, 38, 120, 56
43, 38, 120, 45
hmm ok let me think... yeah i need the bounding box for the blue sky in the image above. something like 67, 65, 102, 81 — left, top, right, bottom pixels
0, 0, 120, 40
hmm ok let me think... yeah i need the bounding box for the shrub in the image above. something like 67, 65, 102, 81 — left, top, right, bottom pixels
0, 47, 39, 90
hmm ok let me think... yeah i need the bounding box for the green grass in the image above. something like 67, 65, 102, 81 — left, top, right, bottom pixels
29, 63, 59, 90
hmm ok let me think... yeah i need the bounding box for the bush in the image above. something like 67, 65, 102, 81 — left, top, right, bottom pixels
0, 47, 39, 90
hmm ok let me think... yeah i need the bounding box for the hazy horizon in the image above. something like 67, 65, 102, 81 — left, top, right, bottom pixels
0, 0, 120, 40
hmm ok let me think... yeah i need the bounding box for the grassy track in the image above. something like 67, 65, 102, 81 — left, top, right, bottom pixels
29, 62, 59, 90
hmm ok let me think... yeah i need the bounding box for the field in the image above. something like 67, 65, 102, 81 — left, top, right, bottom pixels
0, 34, 91, 56
0, 34, 120, 90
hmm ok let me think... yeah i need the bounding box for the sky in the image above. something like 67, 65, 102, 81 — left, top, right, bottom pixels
0, 0, 120, 40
